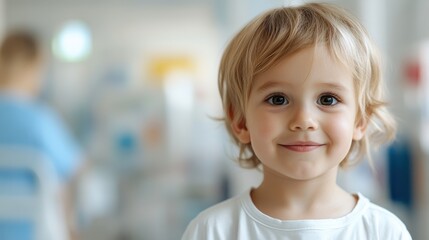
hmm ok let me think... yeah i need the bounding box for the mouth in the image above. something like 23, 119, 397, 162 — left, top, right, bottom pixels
279, 142, 325, 152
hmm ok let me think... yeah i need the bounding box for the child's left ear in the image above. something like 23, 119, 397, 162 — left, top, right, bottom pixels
353, 117, 367, 141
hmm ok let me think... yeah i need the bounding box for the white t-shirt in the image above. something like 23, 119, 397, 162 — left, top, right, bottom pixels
182, 190, 412, 240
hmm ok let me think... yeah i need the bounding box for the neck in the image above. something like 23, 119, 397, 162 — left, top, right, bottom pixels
251, 166, 356, 220
0, 76, 39, 98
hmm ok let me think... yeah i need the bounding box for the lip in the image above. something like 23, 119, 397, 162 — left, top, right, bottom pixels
279, 141, 324, 152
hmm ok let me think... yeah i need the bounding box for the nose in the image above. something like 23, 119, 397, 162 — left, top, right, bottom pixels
289, 105, 319, 131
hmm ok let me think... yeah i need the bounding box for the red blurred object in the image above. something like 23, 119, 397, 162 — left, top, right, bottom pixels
405, 60, 421, 86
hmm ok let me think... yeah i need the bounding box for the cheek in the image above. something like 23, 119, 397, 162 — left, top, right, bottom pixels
246, 111, 281, 140
323, 114, 355, 149
245, 111, 284, 160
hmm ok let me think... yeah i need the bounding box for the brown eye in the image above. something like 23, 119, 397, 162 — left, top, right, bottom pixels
267, 95, 288, 105
317, 95, 338, 106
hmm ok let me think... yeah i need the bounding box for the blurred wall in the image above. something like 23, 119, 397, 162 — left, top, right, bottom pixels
0, 0, 4, 38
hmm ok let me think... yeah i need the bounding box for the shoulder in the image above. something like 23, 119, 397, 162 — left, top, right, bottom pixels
0, 96, 56, 137
181, 191, 246, 240
190, 193, 242, 225
361, 197, 407, 228
5, 98, 57, 125
357, 194, 412, 239
30, 102, 60, 122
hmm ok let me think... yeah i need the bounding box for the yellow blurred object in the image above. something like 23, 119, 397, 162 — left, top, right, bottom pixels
147, 56, 196, 83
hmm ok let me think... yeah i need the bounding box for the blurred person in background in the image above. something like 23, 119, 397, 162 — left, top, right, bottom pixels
0, 30, 84, 239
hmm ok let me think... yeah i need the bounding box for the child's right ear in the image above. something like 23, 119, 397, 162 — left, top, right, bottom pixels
229, 106, 251, 144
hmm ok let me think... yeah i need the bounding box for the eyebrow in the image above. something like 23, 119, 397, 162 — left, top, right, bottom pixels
255, 81, 291, 92
254, 80, 351, 92
315, 82, 351, 91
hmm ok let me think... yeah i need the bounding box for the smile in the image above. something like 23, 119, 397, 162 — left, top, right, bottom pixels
279, 142, 324, 152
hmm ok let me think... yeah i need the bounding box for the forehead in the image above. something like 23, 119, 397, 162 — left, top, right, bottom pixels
252, 45, 354, 91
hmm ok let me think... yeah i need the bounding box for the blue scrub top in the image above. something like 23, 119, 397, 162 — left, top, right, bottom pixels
0, 92, 81, 181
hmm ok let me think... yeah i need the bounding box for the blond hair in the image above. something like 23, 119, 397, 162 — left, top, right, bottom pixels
218, 3, 396, 169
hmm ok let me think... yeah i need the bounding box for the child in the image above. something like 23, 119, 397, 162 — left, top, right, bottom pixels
182, 2, 411, 240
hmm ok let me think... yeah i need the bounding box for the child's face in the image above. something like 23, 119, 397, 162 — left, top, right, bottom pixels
232, 45, 366, 181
